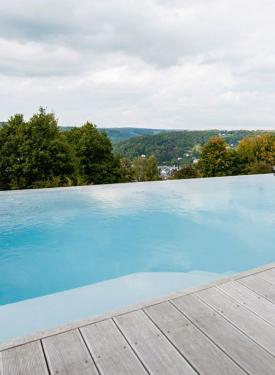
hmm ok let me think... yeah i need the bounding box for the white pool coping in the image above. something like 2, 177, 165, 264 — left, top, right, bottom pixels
0, 270, 225, 344
1, 263, 275, 351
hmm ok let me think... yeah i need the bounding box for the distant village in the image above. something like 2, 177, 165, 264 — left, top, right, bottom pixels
158, 133, 238, 179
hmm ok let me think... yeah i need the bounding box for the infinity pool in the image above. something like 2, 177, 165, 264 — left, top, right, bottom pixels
0, 174, 274, 308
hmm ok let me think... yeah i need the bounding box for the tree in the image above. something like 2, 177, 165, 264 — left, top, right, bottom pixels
66, 122, 126, 184
172, 165, 199, 179
192, 144, 202, 158
0, 114, 25, 189
237, 134, 275, 172
248, 161, 273, 174
132, 155, 160, 182
0, 108, 76, 190
119, 157, 135, 182
224, 148, 246, 176
197, 137, 230, 177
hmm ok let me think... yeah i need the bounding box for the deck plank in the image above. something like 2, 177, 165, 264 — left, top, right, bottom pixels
114, 310, 196, 375
197, 287, 275, 356
218, 281, 275, 326
42, 330, 98, 375
238, 275, 275, 303
0, 353, 2, 375
81, 319, 148, 375
257, 269, 275, 285
145, 301, 245, 375
172, 293, 275, 375
1, 341, 48, 375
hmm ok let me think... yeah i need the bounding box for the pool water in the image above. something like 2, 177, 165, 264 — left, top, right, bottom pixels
0, 174, 275, 307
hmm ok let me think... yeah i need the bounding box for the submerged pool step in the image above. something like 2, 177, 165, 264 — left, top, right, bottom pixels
0, 270, 222, 342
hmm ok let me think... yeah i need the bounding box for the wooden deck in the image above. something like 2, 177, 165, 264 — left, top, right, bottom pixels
1, 263, 275, 374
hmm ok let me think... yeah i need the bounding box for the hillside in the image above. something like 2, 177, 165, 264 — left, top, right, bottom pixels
114, 130, 266, 165
100, 127, 165, 143
60, 127, 164, 143
1, 120, 272, 165
1, 123, 162, 143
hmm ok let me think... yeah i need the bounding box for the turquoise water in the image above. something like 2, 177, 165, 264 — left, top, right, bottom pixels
0, 174, 274, 306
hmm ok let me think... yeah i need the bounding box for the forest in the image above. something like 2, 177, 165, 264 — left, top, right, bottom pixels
0, 109, 160, 190
0, 109, 274, 190
114, 129, 271, 165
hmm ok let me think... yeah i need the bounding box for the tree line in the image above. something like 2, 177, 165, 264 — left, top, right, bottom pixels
114, 129, 265, 165
0, 108, 159, 190
0, 108, 274, 190
173, 135, 275, 179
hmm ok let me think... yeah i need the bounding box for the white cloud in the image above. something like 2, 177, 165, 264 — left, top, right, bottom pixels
0, 0, 275, 129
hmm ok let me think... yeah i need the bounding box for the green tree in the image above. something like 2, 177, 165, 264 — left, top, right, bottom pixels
132, 155, 160, 182
66, 122, 126, 184
0, 108, 76, 190
237, 134, 275, 173
192, 144, 202, 158
119, 157, 135, 182
172, 165, 200, 179
0, 114, 25, 189
224, 148, 246, 176
197, 137, 230, 177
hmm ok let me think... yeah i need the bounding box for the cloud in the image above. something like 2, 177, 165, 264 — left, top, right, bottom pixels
0, 0, 275, 129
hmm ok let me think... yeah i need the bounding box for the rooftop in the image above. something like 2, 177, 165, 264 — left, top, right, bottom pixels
1, 263, 275, 374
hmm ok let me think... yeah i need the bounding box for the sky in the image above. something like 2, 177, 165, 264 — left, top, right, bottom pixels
1, 0, 275, 129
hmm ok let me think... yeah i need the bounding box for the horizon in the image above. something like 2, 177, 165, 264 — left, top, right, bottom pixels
2, 117, 275, 132
1, 117, 275, 132
1, 1, 275, 130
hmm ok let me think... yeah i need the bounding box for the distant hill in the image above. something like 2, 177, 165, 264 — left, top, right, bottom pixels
60, 126, 165, 143
114, 130, 269, 165
2, 121, 272, 165
99, 127, 165, 143
2, 123, 164, 143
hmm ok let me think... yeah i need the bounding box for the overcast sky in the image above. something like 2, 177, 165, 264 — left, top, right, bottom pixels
1, 0, 275, 129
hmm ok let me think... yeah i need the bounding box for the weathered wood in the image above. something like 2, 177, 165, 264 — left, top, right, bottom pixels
1, 341, 48, 375
81, 319, 147, 375
218, 281, 275, 326
42, 330, 98, 375
145, 301, 245, 374
1, 265, 275, 375
197, 286, 275, 356
115, 310, 196, 374
0, 352, 3, 375
258, 269, 275, 285
1, 263, 275, 353
172, 293, 275, 375
239, 275, 275, 303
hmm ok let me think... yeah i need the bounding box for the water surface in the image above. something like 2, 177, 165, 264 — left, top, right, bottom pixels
0, 174, 274, 306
